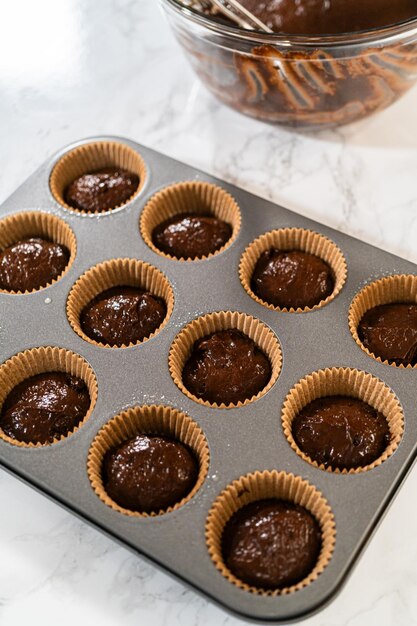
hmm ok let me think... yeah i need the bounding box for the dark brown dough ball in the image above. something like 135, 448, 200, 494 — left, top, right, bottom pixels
222, 499, 321, 589
358, 303, 417, 366
0, 237, 69, 292
81, 286, 166, 347
251, 249, 334, 309
0, 372, 90, 444
103, 435, 198, 513
64, 167, 139, 213
152, 214, 232, 259
292, 396, 391, 470
182, 329, 271, 405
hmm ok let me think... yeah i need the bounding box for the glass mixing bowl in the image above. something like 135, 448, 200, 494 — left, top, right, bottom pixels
161, 0, 417, 129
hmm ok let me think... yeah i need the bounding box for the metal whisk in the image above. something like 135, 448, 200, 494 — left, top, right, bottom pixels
182, 0, 273, 33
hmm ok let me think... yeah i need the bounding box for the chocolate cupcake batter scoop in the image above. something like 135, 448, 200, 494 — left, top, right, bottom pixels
358, 303, 417, 366
0, 237, 69, 292
103, 434, 198, 513
152, 213, 232, 259
222, 499, 321, 589
0, 372, 90, 445
65, 167, 139, 212
182, 329, 271, 405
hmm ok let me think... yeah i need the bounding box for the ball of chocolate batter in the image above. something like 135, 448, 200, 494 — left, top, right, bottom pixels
0, 372, 90, 445
292, 396, 390, 470
251, 249, 334, 309
222, 499, 321, 590
182, 329, 271, 405
358, 303, 417, 366
152, 214, 232, 259
64, 167, 139, 213
103, 435, 198, 513
0, 237, 70, 292
231, 0, 416, 35
81, 286, 167, 347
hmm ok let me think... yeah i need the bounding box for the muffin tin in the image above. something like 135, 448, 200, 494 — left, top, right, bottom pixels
1, 136, 417, 622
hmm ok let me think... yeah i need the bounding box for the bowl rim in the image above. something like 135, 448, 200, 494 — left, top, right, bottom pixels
161, 0, 417, 48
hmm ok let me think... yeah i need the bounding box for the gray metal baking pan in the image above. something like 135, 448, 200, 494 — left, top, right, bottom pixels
1, 136, 416, 623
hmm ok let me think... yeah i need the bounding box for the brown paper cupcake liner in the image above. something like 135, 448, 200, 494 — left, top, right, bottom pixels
140, 181, 241, 261
282, 367, 404, 474
168, 311, 282, 409
349, 274, 417, 369
50, 141, 147, 214
0, 211, 76, 294
87, 404, 210, 517
239, 228, 347, 313
0, 346, 98, 448
66, 258, 174, 348
206, 469, 335, 595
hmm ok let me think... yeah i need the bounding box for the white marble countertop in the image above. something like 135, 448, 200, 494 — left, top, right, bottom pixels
1, 1, 417, 625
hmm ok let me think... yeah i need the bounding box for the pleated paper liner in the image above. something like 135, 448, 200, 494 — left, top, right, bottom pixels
168, 311, 282, 409
140, 181, 241, 261
0, 346, 98, 448
349, 274, 417, 369
87, 404, 209, 517
49, 141, 147, 214
239, 228, 347, 313
205, 470, 335, 596
0, 211, 76, 294
281, 367, 404, 475
67, 258, 174, 348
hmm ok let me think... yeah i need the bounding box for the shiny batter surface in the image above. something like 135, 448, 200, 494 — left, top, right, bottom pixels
152, 213, 232, 259
292, 396, 390, 470
0, 373, 90, 445
182, 329, 271, 405
222, 499, 321, 589
81, 286, 166, 346
103, 435, 198, 513
251, 249, 334, 309
358, 303, 417, 366
64, 167, 139, 212
0, 237, 69, 292
237, 0, 417, 34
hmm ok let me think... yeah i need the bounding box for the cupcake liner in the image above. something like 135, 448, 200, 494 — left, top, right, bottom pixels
349, 274, 417, 369
168, 311, 282, 409
205, 469, 335, 595
239, 228, 347, 313
0, 211, 76, 295
66, 258, 174, 348
49, 141, 147, 214
140, 181, 241, 261
0, 346, 98, 448
87, 404, 210, 517
281, 367, 404, 474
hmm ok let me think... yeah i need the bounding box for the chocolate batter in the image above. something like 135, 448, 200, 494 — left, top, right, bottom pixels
182, 329, 271, 405
103, 434, 198, 512
81, 286, 167, 347
292, 396, 390, 470
358, 303, 417, 366
0, 237, 70, 292
152, 214, 232, 259
0, 372, 90, 445
64, 167, 139, 212
222, 499, 321, 589
251, 249, 334, 309
231, 0, 417, 34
